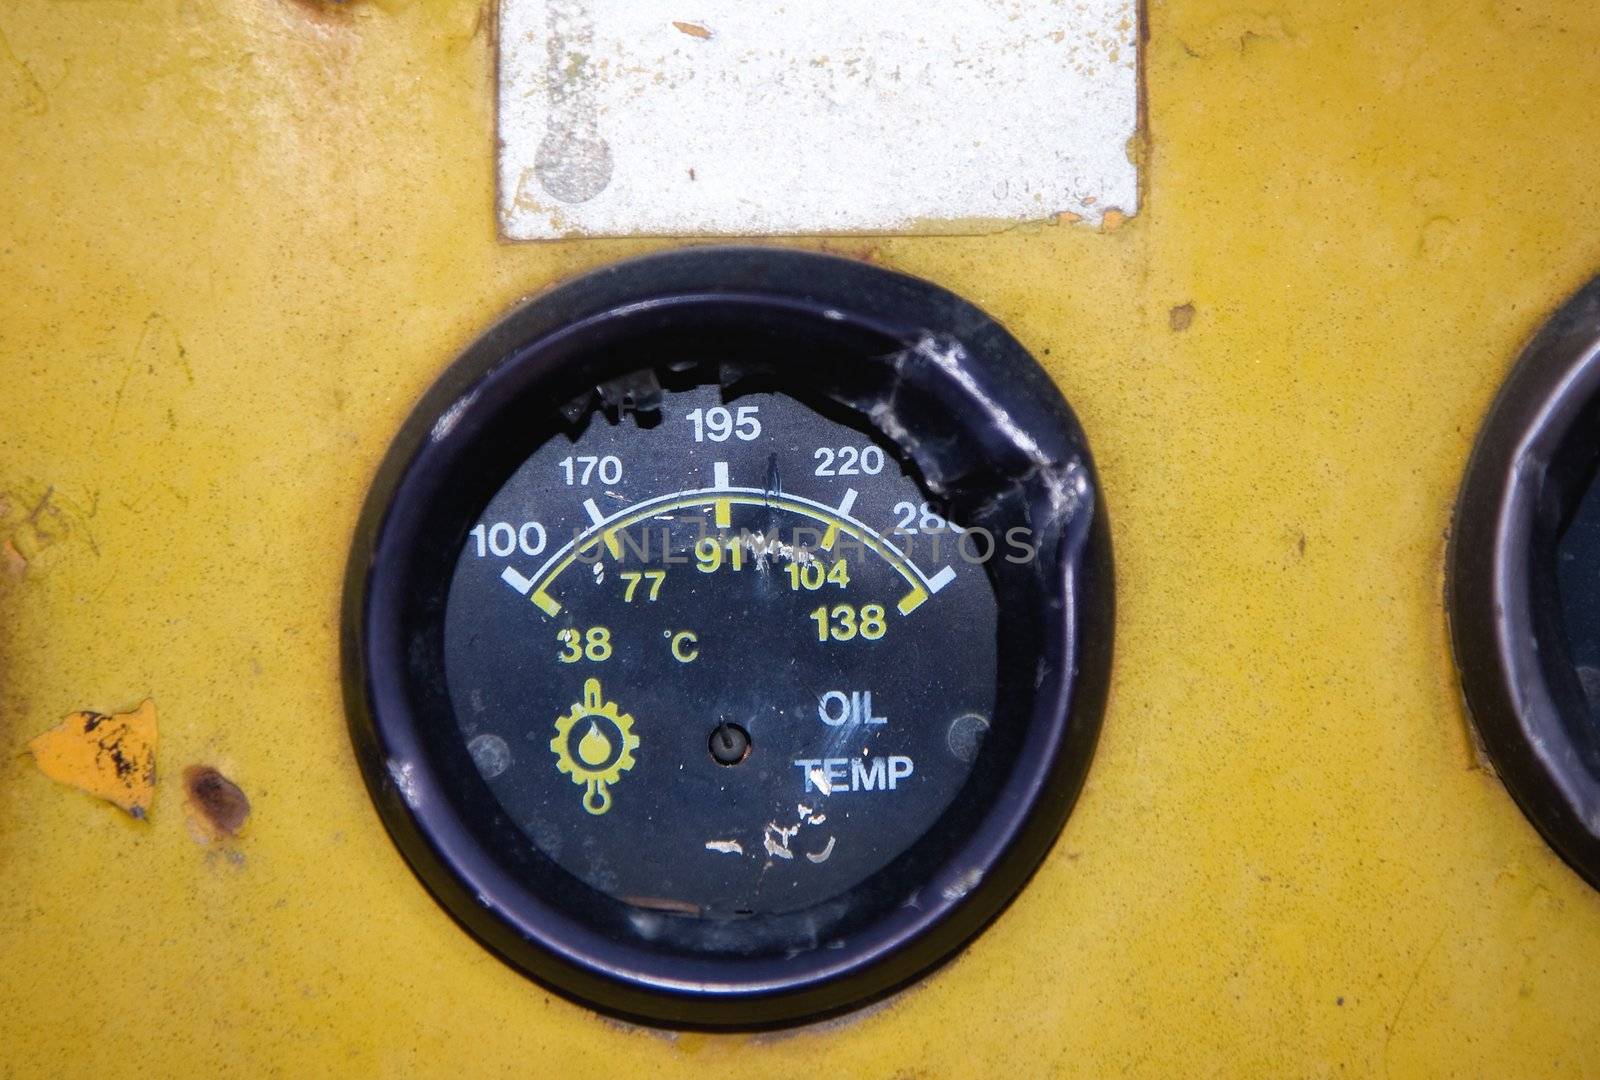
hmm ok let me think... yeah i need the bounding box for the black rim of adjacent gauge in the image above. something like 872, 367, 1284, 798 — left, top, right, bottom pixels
342, 247, 1113, 1027
1449, 275, 1600, 888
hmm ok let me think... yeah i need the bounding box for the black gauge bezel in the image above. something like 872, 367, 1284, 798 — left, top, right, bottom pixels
342, 247, 1113, 1027
1449, 275, 1600, 888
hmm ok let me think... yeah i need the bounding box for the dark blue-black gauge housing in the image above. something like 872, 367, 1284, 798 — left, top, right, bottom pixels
1450, 275, 1600, 890
342, 247, 1113, 1028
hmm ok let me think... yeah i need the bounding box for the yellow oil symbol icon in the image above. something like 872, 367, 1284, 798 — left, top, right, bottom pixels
550, 679, 640, 815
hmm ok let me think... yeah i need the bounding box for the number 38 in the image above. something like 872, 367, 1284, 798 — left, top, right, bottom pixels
557, 626, 612, 662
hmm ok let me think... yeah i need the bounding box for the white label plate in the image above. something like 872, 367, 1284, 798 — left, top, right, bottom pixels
497, 1, 1140, 239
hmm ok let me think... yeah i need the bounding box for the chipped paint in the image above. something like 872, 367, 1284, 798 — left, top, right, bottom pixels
740, 529, 815, 567
27, 701, 158, 818
429, 389, 479, 443
763, 821, 798, 860
940, 867, 984, 903
671, 21, 712, 41
807, 766, 832, 795
386, 759, 421, 809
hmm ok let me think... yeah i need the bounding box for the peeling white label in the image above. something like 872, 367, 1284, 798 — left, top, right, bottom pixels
497, 1, 1140, 238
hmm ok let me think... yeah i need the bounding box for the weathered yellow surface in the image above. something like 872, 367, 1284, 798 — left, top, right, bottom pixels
2, 0, 1599, 1074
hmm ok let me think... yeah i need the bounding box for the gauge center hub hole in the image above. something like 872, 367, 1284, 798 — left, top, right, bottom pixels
709, 722, 751, 766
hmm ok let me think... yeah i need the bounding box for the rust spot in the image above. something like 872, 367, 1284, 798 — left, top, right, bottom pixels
1099, 208, 1127, 233
1169, 303, 1196, 332
672, 21, 712, 40
183, 765, 251, 839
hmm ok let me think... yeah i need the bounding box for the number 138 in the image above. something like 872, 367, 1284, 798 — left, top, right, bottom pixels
809, 603, 886, 642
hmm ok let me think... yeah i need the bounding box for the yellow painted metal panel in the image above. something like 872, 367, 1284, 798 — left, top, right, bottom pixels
1, 0, 1598, 1074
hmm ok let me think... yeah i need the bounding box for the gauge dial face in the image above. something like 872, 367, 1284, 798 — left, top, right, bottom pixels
347, 247, 1110, 1026
444, 384, 999, 916
1558, 472, 1600, 716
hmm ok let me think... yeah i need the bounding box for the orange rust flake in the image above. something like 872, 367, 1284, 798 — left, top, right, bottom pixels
28, 701, 158, 818
672, 21, 712, 40
183, 765, 251, 841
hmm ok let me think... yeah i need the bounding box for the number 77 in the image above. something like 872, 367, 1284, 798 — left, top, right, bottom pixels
620, 570, 667, 602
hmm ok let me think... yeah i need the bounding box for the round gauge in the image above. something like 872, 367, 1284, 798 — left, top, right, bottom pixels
344, 247, 1112, 1026
1450, 275, 1600, 887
